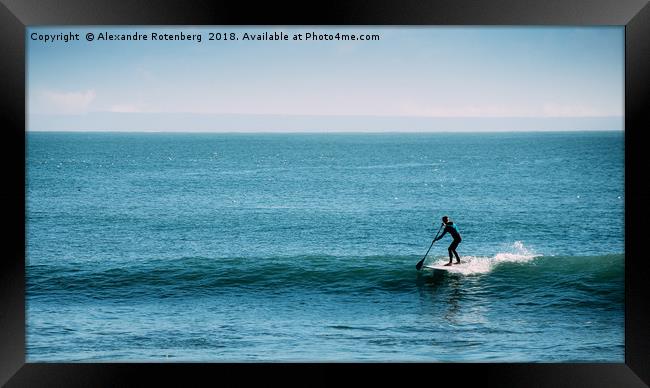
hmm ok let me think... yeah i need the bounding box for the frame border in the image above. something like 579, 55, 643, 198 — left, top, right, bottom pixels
2, 0, 648, 386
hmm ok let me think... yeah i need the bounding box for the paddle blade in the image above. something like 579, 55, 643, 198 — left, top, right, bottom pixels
415, 257, 425, 270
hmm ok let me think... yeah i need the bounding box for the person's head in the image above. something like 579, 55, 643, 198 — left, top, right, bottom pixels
442, 216, 449, 224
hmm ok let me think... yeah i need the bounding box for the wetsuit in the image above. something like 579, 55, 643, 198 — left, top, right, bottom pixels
436, 222, 462, 261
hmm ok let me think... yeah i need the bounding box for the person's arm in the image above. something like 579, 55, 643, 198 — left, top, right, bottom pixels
434, 226, 448, 241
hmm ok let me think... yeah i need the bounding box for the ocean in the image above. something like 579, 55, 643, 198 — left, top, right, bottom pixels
25, 131, 625, 362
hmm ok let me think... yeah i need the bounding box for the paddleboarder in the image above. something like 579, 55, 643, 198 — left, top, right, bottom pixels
434, 216, 462, 266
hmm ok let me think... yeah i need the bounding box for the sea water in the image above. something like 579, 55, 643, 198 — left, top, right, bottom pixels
26, 131, 624, 361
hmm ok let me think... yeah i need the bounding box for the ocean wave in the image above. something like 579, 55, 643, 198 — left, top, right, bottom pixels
422, 241, 538, 275
27, 246, 623, 301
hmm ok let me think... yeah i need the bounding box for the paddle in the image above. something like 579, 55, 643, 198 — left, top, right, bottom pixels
415, 223, 444, 270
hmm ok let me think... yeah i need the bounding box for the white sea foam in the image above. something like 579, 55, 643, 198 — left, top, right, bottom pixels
425, 241, 538, 275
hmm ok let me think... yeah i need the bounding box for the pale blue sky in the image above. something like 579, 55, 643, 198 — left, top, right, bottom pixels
27, 26, 624, 131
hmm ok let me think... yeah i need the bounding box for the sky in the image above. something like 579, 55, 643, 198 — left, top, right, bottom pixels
27, 26, 624, 132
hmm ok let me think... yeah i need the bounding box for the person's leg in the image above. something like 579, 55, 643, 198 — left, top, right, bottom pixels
452, 249, 461, 263
444, 244, 454, 266
450, 240, 461, 263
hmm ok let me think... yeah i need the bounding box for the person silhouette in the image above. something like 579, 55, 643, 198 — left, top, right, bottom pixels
434, 216, 462, 266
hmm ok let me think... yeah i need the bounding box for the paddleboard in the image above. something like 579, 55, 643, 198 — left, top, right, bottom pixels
424, 261, 465, 272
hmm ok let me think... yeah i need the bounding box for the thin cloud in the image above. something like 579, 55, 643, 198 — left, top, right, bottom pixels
108, 104, 144, 113
40, 90, 96, 114
398, 103, 533, 118
541, 103, 620, 117
398, 102, 621, 118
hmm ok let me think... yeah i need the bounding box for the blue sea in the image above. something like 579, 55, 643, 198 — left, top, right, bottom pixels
26, 131, 625, 362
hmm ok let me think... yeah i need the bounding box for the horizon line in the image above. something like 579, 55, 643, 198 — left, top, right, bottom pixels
29, 112, 624, 119
26, 129, 624, 134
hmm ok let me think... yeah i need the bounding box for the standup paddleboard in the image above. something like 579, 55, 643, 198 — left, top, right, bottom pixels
424, 262, 465, 273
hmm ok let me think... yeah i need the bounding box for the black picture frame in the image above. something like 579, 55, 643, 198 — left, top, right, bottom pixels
2, 0, 648, 386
